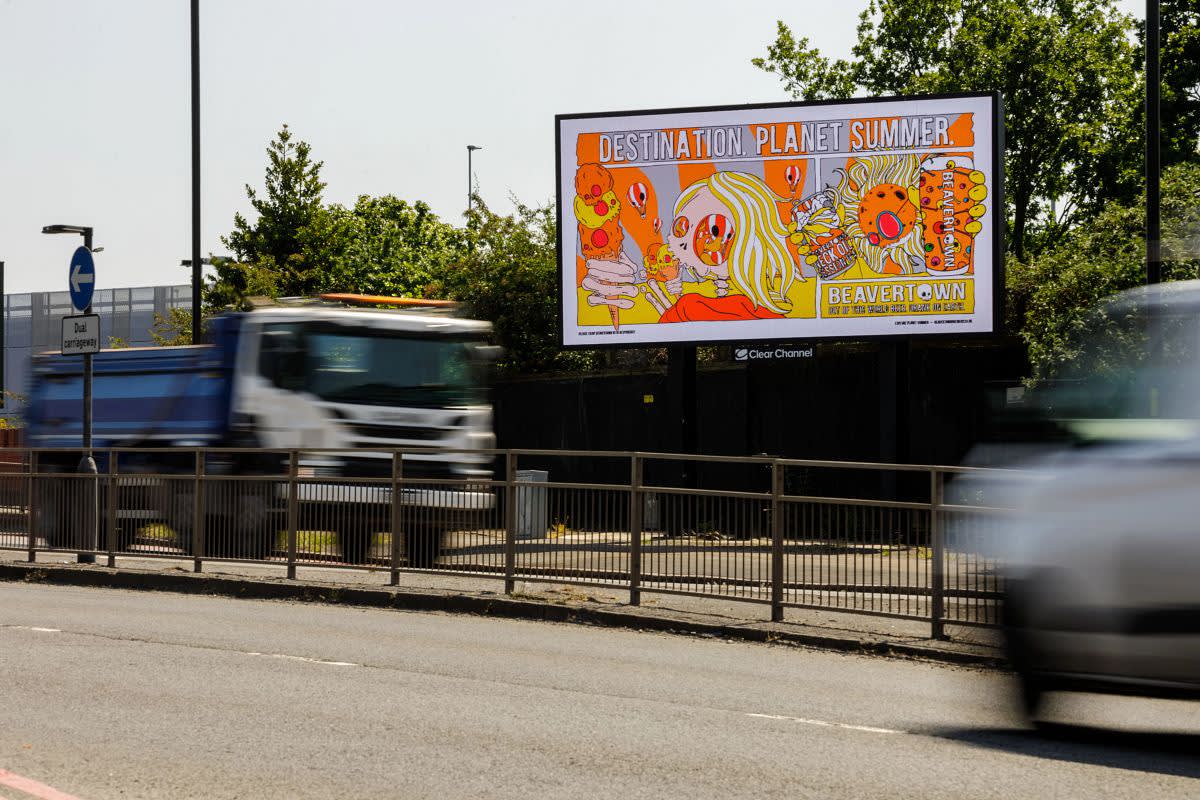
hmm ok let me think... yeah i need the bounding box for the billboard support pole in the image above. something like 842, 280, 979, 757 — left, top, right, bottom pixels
668, 345, 697, 456
879, 341, 909, 497
668, 346, 698, 511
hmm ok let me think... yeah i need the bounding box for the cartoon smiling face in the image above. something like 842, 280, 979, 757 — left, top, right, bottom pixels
643, 242, 680, 282
856, 182, 918, 247
667, 185, 735, 280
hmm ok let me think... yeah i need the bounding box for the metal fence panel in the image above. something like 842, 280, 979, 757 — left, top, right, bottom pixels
0, 447, 1026, 638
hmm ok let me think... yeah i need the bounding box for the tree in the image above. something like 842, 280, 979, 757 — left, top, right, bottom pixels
218, 124, 333, 303
446, 196, 597, 375
1157, 0, 1200, 165
205, 127, 599, 375
322, 196, 468, 298
148, 306, 215, 346
203, 258, 280, 310
1007, 161, 1200, 382
753, 1, 1144, 261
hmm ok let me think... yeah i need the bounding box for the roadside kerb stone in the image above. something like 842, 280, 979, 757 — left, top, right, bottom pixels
0, 560, 1005, 669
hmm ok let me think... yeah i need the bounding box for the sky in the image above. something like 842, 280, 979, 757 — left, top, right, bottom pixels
0, 0, 1146, 295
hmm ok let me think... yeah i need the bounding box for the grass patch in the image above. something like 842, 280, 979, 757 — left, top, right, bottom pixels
138, 523, 177, 543
273, 530, 394, 553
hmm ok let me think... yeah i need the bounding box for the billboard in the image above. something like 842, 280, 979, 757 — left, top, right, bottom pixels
556, 93, 1002, 347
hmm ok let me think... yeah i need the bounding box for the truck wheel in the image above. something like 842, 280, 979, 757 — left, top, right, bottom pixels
229, 483, 276, 560
115, 522, 138, 553
33, 479, 70, 549
404, 524, 442, 569
162, 484, 197, 555
253, 529, 278, 560
339, 523, 371, 566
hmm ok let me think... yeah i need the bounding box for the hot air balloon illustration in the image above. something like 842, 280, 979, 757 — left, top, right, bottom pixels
652, 217, 661, 235
785, 164, 802, 195
627, 182, 648, 218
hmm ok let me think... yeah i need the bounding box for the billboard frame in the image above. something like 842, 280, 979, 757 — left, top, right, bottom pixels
554, 90, 1005, 350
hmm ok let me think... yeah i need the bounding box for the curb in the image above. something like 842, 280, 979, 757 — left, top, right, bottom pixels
0, 561, 1006, 670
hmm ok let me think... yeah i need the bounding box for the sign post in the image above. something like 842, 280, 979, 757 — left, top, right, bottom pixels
68, 244, 99, 563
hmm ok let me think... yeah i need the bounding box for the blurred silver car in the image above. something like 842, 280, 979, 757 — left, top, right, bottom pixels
994, 281, 1200, 719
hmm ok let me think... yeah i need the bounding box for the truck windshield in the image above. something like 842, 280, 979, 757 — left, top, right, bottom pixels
303, 329, 485, 407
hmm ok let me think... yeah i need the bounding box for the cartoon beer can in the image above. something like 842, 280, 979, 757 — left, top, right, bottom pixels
794, 189, 857, 280
917, 155, 986, 276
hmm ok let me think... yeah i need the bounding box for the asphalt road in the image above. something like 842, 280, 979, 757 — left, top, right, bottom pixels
1, 584, 1197, 799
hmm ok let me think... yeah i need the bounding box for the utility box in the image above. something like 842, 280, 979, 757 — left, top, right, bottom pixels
643, 492, 659, 531
515, 469, 548, 538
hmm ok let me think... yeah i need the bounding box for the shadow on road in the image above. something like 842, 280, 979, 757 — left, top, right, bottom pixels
929, 723, 1200, 779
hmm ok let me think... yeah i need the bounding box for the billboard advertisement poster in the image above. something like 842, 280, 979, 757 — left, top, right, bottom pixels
556, 93, 1002, 347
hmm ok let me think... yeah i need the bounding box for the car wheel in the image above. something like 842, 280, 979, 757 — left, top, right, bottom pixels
1003, 585, 1045, 721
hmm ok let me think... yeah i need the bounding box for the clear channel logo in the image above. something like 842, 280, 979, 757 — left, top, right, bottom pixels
734, 345, 814, 361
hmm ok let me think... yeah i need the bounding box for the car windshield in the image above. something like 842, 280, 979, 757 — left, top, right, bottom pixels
304, 328, 485, 407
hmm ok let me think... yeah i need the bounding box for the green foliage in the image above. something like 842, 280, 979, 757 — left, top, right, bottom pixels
751, 21, 856, 101
446, 196, 597, 375
754, 1, 1145, 261
211, 126, 470, 307
1008, 162, 1200, 381
207, 126, 597, 375
1158, 0, 1200, 167
149, 306, 217, 347
323, 195, 468, 298
203, 258, 279, 310
217, 124, 331, 305
0, 390, 26, 422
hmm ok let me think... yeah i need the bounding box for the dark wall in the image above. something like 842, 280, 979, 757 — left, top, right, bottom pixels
493, 338, 1027, 472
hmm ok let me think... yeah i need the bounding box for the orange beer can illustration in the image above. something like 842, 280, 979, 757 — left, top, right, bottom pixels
793, 189, 858, 280
917, 155, 985, 276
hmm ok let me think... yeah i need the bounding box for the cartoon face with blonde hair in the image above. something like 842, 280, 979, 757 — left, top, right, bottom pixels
667, 171, 800, 315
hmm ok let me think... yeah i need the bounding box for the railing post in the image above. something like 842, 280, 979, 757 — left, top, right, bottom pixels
629, 453, 643, 606
770, 459, 785, 623
930, 468, 946, 640
389, 451, 402, 586
192, 449, 205, 573
286, 450, 298, 581
504, 451, 517, 595
26, 450, 37, 563
105, 450, 118, 568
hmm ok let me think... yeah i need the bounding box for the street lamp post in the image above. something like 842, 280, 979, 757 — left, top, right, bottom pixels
0, 261, 5, 412
1146, 0, 1161, 286
179, 256, 230, 342
467, 145, 482, 214
191, 0, 203, 341
41, 224, 98, 564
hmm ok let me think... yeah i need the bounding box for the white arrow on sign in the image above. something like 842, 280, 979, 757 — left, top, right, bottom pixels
71, 263, 94, 294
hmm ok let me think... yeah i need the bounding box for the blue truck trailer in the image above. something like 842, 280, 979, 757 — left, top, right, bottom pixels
25, 297, 497, 565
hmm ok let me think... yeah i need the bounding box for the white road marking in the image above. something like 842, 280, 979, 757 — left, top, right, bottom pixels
245, 652, 358, 667
747, 713, 903, 735
2, 624, 358, 667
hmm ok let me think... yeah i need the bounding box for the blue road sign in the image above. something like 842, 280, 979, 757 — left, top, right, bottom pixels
69, 246, 95, 312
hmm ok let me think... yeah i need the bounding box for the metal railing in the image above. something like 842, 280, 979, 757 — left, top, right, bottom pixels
0, 447, 1025, 638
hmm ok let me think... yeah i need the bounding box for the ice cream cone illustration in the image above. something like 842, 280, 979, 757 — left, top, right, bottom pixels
575, 163, 626, 329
